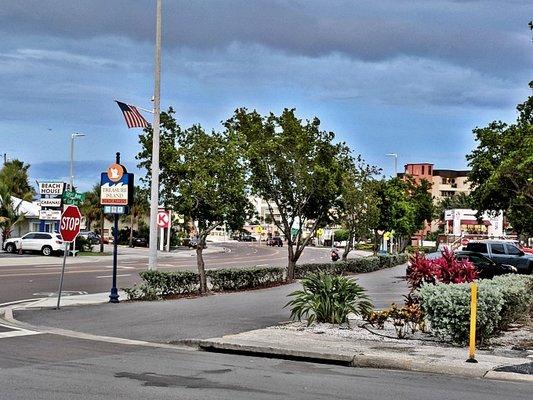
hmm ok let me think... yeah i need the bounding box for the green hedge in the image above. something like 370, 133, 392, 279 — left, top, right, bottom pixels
295, 254, 408, 278
419, 275, 533, 345
419, 281, 504, 344
139, 270, 200, 296
487, 275, 533, 330
207, 267, 285, 291
126, 254, 409, 300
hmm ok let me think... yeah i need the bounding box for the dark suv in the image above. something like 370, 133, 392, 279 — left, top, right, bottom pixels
464, 241, 533, 274
267, 236, 283, 247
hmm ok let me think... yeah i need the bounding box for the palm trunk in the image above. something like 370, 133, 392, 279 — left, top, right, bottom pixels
129, 214, 134, 247
196, 246, 207, 293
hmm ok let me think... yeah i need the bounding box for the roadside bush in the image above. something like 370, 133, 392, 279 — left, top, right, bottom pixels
294, 262, 347, 278
74, 236, 93, 252
345, 257, 381, 273
367, 303, 426, 339
407, 248, 477, 292
139, 270, 200, 296
419, 281, 504, 344
207, 267, 285, 291
123, 283, 160, 301
286, 272, 373, 325
487, 275, 533, 330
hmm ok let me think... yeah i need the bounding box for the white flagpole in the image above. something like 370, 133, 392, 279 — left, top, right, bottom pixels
148, 0, 162, 271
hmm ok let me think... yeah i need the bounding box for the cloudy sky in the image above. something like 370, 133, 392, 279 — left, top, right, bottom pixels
1, 1, 531, 190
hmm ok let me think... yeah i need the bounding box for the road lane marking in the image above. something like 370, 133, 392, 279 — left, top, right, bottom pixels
96, 274, 132, 279
0, 323, 41, 339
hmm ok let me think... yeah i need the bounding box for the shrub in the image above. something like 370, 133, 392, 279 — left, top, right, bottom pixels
139, 270, 200, 296
286, 272, 373, 325
366, 303, 426, 338
419, 281, 504, 344
294, 262, 347, 278
206, 267, 285, 291
487, 275, 533, 330
407, 248, 477, 292
345, 257, 381, 273
123, 283, 159, 301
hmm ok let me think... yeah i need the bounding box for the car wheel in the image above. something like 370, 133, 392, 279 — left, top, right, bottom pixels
42, 246, 53, 256
5, 243, 15, 253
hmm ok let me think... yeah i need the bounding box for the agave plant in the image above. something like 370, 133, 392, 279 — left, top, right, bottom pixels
285, 272, 373, 325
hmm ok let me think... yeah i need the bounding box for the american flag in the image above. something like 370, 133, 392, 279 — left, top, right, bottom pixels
115, 101, 150, 128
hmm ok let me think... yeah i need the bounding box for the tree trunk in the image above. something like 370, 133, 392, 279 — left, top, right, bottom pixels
99, 213, 105, 253
196, 246, 208, 293
342, 232, 354, 261
129, 214, 134, 247
287, 243, 296, 282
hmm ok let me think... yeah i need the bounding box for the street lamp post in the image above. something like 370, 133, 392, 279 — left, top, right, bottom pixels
69, 133, 85, 257
70, 133, 85, 190
385, 153, 398, 177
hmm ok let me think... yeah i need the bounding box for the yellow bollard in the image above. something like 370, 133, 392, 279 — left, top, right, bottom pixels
466, 281, 478, 363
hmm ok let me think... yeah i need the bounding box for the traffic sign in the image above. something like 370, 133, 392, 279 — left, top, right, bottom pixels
157, 210, 170, 228
63, 191, 86, 205
60, 205, 82, 242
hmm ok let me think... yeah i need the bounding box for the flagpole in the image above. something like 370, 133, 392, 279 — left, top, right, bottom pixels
148, 0, 162, 271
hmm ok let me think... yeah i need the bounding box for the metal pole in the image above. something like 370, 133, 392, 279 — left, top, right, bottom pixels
166, 210, 171, 252
148, 0, 162, 270
56, 242, 69, 309
109, 213, 119, 303
70, 134, 74, 190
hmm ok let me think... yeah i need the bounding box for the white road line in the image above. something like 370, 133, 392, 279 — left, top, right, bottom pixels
104, 266, 136, 270
96, 274, 132, 279
0, 330, 42, 339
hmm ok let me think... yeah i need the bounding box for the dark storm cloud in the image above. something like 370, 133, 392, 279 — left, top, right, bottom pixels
2, 0, 531, 77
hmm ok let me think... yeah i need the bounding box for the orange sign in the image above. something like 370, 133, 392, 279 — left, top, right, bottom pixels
107, 163, 124, 182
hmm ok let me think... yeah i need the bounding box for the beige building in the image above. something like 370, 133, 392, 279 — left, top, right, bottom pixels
400, 163, 471, 200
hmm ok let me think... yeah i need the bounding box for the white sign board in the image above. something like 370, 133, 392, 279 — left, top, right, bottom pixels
40, 198, 62, 208
39, 209, 62, 220
100, 183, 128, 205
39, 182, 64, 196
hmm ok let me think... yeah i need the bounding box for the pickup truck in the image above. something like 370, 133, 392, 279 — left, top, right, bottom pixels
465, 240, 533, 274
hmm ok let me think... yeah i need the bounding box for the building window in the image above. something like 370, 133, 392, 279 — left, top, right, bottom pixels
442, 177, 448, 184
428, 166, 432, 174
422, 165, 425, 174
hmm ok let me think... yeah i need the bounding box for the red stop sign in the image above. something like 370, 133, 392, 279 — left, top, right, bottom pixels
60, 205, 82, 242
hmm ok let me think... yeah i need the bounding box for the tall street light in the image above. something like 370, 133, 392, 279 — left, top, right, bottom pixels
148, 0, 162, 270
385, 153, 398, 178
70, 133, 85, 190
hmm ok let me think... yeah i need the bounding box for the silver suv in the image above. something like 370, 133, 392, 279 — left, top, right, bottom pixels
465, 240, 533, 274
3, 232, 64, 256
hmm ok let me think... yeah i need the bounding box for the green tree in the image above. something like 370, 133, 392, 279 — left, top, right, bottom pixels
226, 108, 349, 280
337, 159, 381, 260
375, 177, 433, 251
0, 182, 26, 242
123, 187, 150, 247
0, 159, 35, 201
138, 113, 252, 293
466, 92, 533, 235
80, 183, 112, 252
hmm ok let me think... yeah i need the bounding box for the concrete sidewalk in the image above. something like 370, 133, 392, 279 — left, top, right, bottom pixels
197, 326, 533, 382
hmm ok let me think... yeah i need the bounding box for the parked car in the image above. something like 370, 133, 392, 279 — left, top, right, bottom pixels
79, 231, 100, 245
241, 235, 257, 242
267, 236, 283, 247
454, 251, 517, 279
131, 237, 148, 247
188, 238, 206, 249
3, 232, 63, 256
464, 240, 533, 274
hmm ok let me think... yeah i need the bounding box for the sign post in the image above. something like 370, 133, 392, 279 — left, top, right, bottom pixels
101, 152, 134, 303
56, 205, 82, 309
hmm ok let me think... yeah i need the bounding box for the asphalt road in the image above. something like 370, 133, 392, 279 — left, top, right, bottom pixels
0, 242, 330, 304
16, 262, 409, 343
0, 333, 531, 400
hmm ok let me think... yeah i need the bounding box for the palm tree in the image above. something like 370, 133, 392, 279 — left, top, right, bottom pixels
0, 183, 26, 243
121, 187, 150, 246
80, 183, 103, 231
0, 159, 36, 201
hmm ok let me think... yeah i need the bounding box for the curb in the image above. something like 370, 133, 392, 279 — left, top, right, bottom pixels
196, 339, 533, 382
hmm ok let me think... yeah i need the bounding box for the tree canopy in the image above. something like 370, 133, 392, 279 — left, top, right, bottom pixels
226, 108, 350, 279
138, 111, 252, 292
0, 159, 35, 201
466, 92, 533, 235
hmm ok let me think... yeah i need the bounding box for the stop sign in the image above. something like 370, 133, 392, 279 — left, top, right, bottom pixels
60, 205, 82, 242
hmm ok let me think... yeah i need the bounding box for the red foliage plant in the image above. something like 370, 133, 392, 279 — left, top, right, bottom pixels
407, 247, 477, 291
